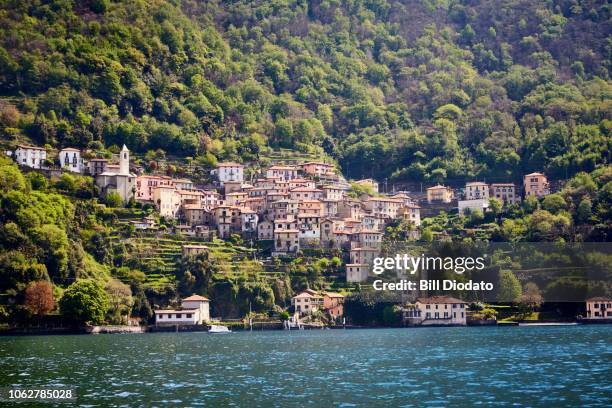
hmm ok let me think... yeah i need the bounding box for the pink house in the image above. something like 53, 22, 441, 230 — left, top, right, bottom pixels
301, 162, 335, 177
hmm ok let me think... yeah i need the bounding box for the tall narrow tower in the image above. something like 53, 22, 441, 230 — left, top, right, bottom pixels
120, 144, 129, 175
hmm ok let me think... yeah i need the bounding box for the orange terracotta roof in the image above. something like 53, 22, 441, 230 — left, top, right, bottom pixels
183, 294, 210, 301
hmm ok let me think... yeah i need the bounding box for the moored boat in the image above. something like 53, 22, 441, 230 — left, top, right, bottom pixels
208, 324, 231, 333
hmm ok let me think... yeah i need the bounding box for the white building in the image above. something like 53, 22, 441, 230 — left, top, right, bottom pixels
59, 147, 83, 173
403, 296, 467, 326
212, 162, 244, 185
291, 289, 323, 315
14, 145, 47, 169
458, 198, 489, 215
95, 145, 136, 204
154, 295, 210, 326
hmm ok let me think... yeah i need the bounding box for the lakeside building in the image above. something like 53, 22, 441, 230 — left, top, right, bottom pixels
291, 289, 344, 318
426, 185, 453, 203
212, 162, 244, 185
59, 147, 83, 173
14, 144, 47, 169
95, 145, 136, 204
585, 297, 612, 319
464, 181, 489, 200
154, 295, 210, 326
523, 172, 550, 198
403, 296, 467, 326
490, 183, 520, 205
458, 198, 490, 215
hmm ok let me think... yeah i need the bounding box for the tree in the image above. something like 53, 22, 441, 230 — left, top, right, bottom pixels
59, 280, 109, 325
24, 281, 55, 317
105, 279, 133, 325
519, 282, 543, 313
421, 228, 433, 243
105, 192, 123, 208
274, 118, 293, 147
0, 163, 26, 191
177, 253, 218, 296
27, 172, 48, 191
542, 193, 567, 214
382, 305, 401, 326
32, 224, 69, 280
497, 270, 522, 303
489, 198, 502, 218
576, 198, 592, 224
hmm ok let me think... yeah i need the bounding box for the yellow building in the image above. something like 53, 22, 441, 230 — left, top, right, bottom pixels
426, 185, 453, 203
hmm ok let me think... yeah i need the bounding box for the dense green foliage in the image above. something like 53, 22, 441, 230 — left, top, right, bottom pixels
0, 0, 610, 182
0, 0, 610, 326
59, 279, 109, 324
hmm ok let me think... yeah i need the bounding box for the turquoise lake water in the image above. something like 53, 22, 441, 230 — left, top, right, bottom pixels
0, 326, 610, 407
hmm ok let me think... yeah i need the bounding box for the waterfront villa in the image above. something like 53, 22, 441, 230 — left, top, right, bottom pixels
403, 296, 467, 326
585, 297, 612, 319
154, 295, 210, 326
291, 289, 345, 318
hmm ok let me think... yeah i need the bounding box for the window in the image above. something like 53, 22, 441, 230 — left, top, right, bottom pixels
461, 312, 464, 318
453, 312, 456, 318
594, 304, 599, 308
186, 314, 193, 318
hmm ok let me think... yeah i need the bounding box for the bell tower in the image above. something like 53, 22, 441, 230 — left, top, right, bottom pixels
120, 144, 129, 175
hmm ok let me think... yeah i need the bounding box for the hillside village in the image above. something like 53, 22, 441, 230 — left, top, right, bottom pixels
9, 143, 554, 290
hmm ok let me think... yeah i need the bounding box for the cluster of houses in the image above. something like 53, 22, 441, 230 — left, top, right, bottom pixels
426, 172, 550, 215
9, 143, 552, 285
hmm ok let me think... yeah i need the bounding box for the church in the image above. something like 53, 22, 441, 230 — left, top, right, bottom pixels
95, 145, 136, 204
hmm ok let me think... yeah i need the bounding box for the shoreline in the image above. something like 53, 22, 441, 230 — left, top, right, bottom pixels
2, 319, 609, 336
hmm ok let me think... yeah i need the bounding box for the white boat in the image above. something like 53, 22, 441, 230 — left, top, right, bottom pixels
208, 324, 231, 333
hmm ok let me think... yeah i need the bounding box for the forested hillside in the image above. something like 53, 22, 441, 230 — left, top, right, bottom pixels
0, 0, 610, 182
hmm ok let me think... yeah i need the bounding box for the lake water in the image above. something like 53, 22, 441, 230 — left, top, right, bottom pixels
0, 326, 610, 407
